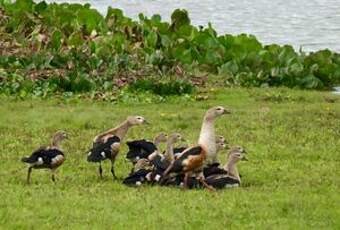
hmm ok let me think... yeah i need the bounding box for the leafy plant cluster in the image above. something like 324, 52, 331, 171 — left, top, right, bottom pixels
0, 0, 340, 97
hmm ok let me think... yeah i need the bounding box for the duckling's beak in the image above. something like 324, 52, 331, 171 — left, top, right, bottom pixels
223, 108, 232, 114
144, 120, 150, 125
242, 155, 248, 161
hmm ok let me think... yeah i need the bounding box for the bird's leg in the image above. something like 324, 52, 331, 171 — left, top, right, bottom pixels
99, 162, 103, 179
51, 169, 56, 183
197, 174, 216, 192
26, 167, 33, 184
110, 156, 117, 180
183, 172, 191, 190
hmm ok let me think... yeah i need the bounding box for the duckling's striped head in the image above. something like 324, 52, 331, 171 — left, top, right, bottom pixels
228, 145, 248, 161
127, 116, 148, 126
168, 132, 183, 144
216, 135, 226, 144
154, 132, 168, 143
52, 130, 68, 145
216, 141, 227, 152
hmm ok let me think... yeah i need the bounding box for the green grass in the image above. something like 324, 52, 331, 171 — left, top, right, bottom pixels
0, 87, 339, 229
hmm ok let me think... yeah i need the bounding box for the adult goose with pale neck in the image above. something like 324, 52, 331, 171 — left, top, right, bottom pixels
161, 139, 227, 188
21, 131, 68, 184
126, 132, 168, 164
161, 106, 231, 190
87, 116, 148, 179
165, 145, 247, 189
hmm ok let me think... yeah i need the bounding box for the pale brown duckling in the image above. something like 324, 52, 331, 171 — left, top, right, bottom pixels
87, 116, 148, 180
205, 145, 248, 188
21, 131, 68, 184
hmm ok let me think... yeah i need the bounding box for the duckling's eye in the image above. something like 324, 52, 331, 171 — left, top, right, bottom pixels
217, 108, 222, 110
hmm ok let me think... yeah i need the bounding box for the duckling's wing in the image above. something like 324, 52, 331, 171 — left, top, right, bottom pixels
203, 163, 227, 177
43, 149, 64, 166
162, 175, 201, 189
205, 175, 240, 189
123, 169, 151, 186
87, 136, 120, 162
21, 147, 63, 167
126, 140, 157, 161
21, 146, 48, 164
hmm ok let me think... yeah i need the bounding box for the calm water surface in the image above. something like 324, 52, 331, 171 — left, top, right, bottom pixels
45, 0, 340, 52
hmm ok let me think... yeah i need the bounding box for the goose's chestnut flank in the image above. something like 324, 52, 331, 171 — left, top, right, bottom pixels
161, 136, 227, 187
87, 116, 148, 179
21, 131, 68, 184
163, 144, 247, 189
161, 106, 231, 190
126, 132, 168, 164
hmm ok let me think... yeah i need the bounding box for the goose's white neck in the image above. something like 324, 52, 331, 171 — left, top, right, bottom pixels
198, 117, 216, 157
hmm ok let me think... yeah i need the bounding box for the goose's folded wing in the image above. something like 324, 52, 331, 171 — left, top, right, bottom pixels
176, 146, 203, 160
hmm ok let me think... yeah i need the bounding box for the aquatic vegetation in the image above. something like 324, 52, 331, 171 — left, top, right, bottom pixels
1, 0, 340, 97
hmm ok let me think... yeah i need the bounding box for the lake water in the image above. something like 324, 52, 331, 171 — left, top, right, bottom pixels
45, 0, 340, 52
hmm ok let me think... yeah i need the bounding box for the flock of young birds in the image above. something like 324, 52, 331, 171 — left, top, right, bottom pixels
21, 106, 248, 191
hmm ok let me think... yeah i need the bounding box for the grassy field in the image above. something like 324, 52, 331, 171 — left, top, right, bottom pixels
0, 87, 339, 229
